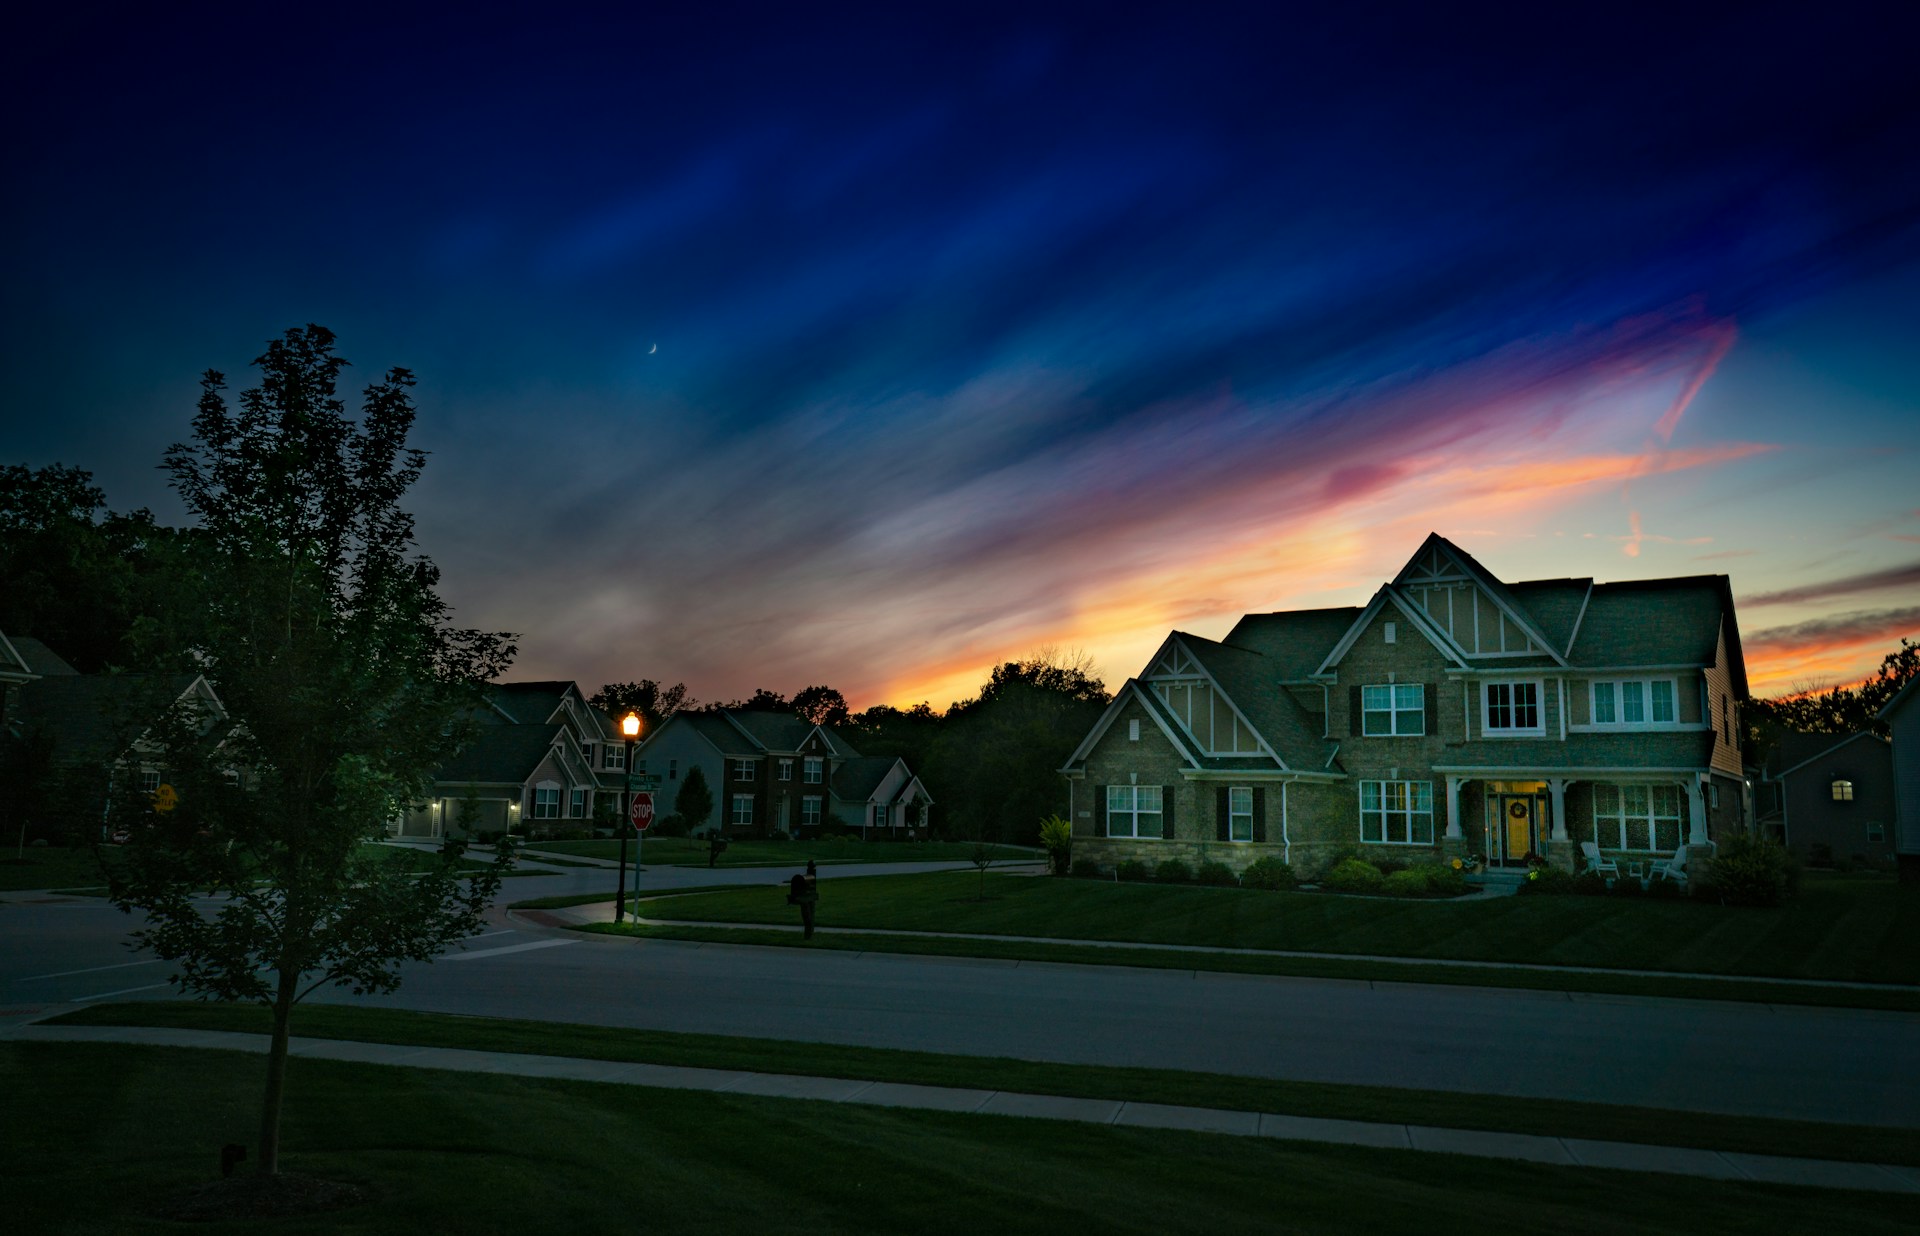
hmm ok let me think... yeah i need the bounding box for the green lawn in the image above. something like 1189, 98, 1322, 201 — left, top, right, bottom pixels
0, 845, 118, 891
9, 1042, 1914, 1234
522, 835, 1040, 867
631, 870, 1920, 986
55, 1001, 1920, 1167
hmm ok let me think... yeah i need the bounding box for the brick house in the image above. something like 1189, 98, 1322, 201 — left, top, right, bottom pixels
390, 680, 625, 840
636, 709, 931, 838
1062, 534, 1751, 878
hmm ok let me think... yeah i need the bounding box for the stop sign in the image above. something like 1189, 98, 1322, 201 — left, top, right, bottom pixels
629, 791, 655, 831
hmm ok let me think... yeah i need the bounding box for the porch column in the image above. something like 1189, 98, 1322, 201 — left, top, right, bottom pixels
1445, 777, 1464, 840
1686, 776, 1709, 845
1548, 778, 1568, 842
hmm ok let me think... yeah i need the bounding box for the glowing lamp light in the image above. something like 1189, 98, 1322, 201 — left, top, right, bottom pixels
621, 712, 641, 739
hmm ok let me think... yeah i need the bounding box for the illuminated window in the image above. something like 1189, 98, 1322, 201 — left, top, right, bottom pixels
1832, 780, 1854, 802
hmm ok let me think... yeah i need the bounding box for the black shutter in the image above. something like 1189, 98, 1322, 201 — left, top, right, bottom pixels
1161, 785, 1175, 840
1253, 787, 1267, 842
1425, 684, 1438, 737
1349, 686, 1363, 737
1216, 787, 1229, 841
1093, 787, 1106, 837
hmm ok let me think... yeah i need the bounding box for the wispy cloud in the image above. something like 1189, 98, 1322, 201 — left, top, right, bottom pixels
1743, 561, 1920, 607
1744, 606, 1920, 694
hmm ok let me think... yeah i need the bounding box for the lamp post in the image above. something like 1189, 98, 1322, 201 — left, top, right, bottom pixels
615, 711, 641, 924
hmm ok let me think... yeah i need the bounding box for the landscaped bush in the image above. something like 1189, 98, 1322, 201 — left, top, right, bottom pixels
1572, 870, 1609, 896
1645, 872, 1687, 900
1155, 859, 1193, 884
1038, 814, 1073, 876
1195, 860, 1237, 886
1703, 834, 1801, 907
1380, 863, 1469, 898
1518, 866, 1577, 895
1321, 857, 1384, 894
1240, 855, 1297, 891
648, 814, 690, 838
1114, 859, 1152, 883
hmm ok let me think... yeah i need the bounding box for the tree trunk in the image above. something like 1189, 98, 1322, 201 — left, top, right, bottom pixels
257, 968, 299, 1175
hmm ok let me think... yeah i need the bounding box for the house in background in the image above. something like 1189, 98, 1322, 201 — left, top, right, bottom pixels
1755, 731, 1895, 867
1062, 533, 1751, 878
1881, 678, 1920, 881
391, 680, 623, 840
1, 631, 80, 729
637, 709, 932, 838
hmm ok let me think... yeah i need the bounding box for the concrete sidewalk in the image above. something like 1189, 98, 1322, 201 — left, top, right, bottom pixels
8, 1022, 1916, 1195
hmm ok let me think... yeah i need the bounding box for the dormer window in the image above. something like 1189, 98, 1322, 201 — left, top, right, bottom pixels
1832, 779, 1854, 802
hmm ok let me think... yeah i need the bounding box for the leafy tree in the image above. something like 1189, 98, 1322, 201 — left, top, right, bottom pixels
106, 326, 517, 1177
676, 764, 715, 833
791, 684, 850, 727
927, 650, 1109, 845
0, 462, 187, 672
589, 679, 694, 733
1745, 638, 1920, 761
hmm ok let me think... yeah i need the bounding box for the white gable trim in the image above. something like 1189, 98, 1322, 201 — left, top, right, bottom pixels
1157, 634, 1288, 769
1562, 581, 1594, 660
1141, 633, 1206, 681
1398, 536, 1567, 667
1314, 587, 1468, 676
1061, 680, 1202, 771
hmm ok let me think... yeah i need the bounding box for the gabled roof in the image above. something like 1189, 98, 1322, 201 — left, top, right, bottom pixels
1396, 534, 1568, 666
1062, 679, 1203, 771
1503, 579, 1591, 655
1222, 607, 1362, 678
832, 756, 904, 801
10, 673, 209, 763
488, 681, 573, 724
1878, 674, 1920, 724
722, 710, 860, 756
1177, 631, 1334, 771
1564, 577, 1735, 678
437, 723, 568, 785
1765, 730, 1890, 779
0, 634, 78, 678
1312, 586, 1470, 677
1433, 731, 1716, 772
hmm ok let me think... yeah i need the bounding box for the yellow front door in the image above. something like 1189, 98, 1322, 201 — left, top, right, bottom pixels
1503, 798, 1533, 860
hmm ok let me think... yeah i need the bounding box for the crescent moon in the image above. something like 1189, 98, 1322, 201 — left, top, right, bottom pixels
648, 343, 657, 354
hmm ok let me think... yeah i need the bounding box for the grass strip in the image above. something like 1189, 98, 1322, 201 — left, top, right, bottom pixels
52, 1001, 1920, 1168
13, 1041, 1915, 1235
588, 920, 1920, 1012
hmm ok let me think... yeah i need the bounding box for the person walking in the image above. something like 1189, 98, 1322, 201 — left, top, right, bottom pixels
787, 871, 818, 939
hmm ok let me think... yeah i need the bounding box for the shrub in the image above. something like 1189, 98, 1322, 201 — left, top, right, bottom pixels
1518, 866, 1577, 895
1807, 842, 1833, 868
1196, 860, 1237, 886
1322, 857, 1384, 894
1380, 864, 1469, 898
1156, 859, 1193, 884
1241, 855, 1297, 891
1382, 869, 1428, 897
1703, 834, 1800, 907
1070, 857, 1104, 878
1038, 814, 1073, 876
1114, 859, 1152, 883
1645, 872, 1687, 900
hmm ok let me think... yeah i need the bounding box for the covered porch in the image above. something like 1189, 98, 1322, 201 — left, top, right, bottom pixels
1435, 770, 1713, 874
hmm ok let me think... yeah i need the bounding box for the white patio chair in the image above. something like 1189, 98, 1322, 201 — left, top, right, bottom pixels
1579, 841, 1620, 878
1646, 844, 1688, 886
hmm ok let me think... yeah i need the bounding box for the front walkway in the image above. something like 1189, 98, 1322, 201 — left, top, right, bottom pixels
6, 1021, 1913, 1194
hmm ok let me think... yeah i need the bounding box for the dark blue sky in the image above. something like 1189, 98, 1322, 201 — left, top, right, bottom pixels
7, 3, 1918, 704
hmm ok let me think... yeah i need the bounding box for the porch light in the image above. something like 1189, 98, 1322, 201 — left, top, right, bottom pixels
622, 712, 641, 740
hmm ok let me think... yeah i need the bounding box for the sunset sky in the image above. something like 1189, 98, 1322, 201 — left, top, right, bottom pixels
6, 5, 1917, 709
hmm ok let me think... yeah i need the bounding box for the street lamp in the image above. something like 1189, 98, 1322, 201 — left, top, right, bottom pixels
615, 711, 642, 924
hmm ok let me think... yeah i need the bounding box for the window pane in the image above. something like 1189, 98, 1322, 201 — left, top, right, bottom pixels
1622, 682, 1645, 724
1361, 782, 1381, 811
1108, 785, 1129, 812
1593, 682, 1615, 724
1362, 685, 1391, 710
1487, 683, 1510, 728
1650, 680, 1674, 723
1363, 709, 1391, 736
1360, 810, 1383, 842
1622, 785, 1649, 817
1514, 682, 1538, 728
1384, 782, 1408, 813
1625, 816, 1650, 849
1395, 683, 1423, 711
1411, 809, 1434, 845
1651, 785, 1680, 818
1411, 782, 1433, 812
1230, 787, 1252, 813
1594, 784, 1619, 817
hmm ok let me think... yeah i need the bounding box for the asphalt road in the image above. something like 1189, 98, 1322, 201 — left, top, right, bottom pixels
5, 861, 1917, 1130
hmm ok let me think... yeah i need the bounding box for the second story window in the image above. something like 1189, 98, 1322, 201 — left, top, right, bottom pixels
604, 745, 625, 771
779, 758, 792, 781
1483, 681, 1542, 734
1591, 679, 1676, 727
1362, 684, 1424, 736
1832, 779, 1854, 802
732, 758, 755, 781
804, 757, 823, 784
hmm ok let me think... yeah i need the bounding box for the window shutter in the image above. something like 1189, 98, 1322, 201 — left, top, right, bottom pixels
1424, 684, 1438, 737
1216, 787, 1229, 841
1349, 686, 1362, 737
1093, 787, 1106, 837
1252, 787, 1267, 842
1162, 785, 1175, 840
